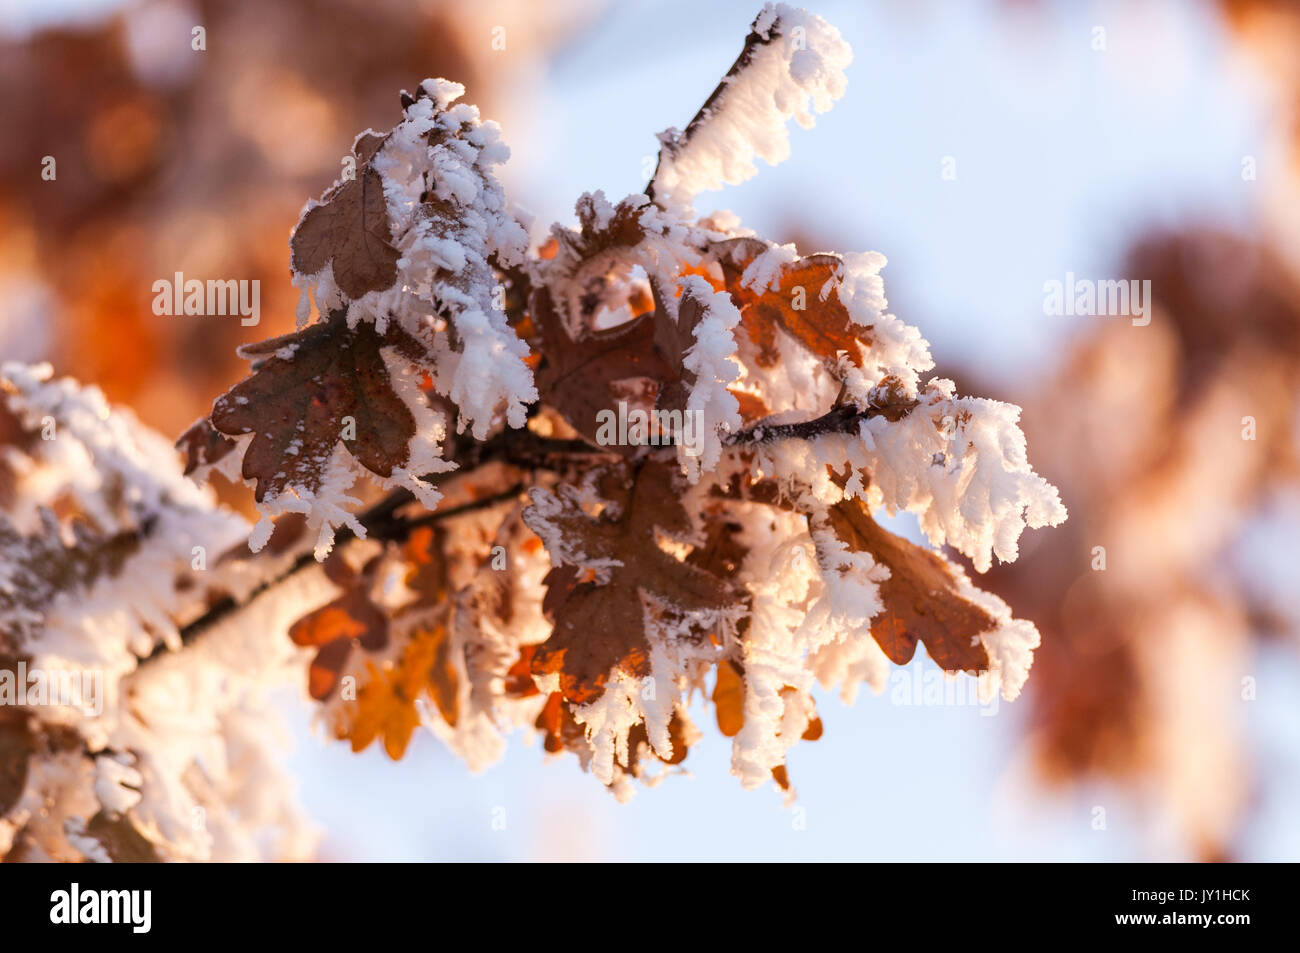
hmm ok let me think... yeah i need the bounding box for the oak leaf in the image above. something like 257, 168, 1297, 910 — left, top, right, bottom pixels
549, 193, 650, 280
652, 280, 711, 415
713, 660, 745, 738
624, 710, 691, 769
84, 811, 161, 863
176, 418, 235, 477
823, 497, 993, 673
707, 238, 869, 373
290, 131, 399, 299
288, 551, 388, 700
346, 659, 422, 760
342, 622, 458, 758
409, 623, 459, 728
523, 462, 737, 704
0, 715, 31, 817
529, 286, 670, 445
399, 526, 449, 610
535, 691, 584, 754
209, 310, 422, 503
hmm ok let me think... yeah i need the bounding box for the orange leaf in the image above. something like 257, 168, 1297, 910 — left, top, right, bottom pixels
713, 660, 745, 737
823, 498, 993, 674
504, 645, 541, 697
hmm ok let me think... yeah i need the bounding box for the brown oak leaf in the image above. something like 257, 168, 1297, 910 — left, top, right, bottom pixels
398, 525, 449, 610
728, 387, 771, 424
504, 645, 542, 698
290, 131, 399, 299
652, 279, 712, 414
707, 237, 870, 372
535, 691, 585, 754
176, 418, 235, 477
685, 514, 749, 582
0, 713, 32, 817
552, 193, 649, 269
529, 285, 671, 445
624, 709, 691, 769
822, 497, 993, 673
208, 310, 423, 503
522, 462, 736, 704
84, 810, 161, 863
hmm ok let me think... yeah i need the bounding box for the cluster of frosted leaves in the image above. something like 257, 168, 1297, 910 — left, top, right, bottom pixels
180, 76, 530, 560
0, 364, 316, 861
188, 4, 1066, 801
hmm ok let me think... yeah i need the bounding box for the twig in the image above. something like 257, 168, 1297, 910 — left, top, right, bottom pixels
148, 481, 527, 661
153, 391, 913, 663
724, 398, 919, 447
644, 13, 776, 200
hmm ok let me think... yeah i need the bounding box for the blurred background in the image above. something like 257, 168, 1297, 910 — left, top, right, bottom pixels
1, 0, 1297, 861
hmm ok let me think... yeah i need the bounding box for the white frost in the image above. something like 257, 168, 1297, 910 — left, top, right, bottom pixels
651, 3, 852, 209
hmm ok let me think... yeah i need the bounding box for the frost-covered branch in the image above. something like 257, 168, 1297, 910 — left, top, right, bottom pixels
724, 386, 919, 446
152, 480, 529, 661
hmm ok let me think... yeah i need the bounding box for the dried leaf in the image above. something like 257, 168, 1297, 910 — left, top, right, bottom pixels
625, 709, 691, 769
84, 811, 161, 863
713, 660, 745, 737
523, 462, 736, 703
342, 622, 457, 758
504, 645, 541, 697
535, 691, 584, 754
346, 659, 421, 760
652, 280, 711, 414
410, 623, 459, 727
290, 134, 399, 299
209, 310, 421, 503
176, 418, 235, 476
550, 193, 650, 278
0, 716, 31, 817
530, 286, 670, 444
824, 498, 992, 673
399, 526, 448, 610
288, 553, 388, 700
708, 238, 869, 372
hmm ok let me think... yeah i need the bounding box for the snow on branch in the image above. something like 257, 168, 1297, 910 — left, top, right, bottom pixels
648, 3, 852, 209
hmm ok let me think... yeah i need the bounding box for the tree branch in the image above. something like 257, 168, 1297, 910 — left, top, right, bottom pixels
645, 13, 776, 201
153, 391, 916, 664
147, 482, 527, 662
725, 396, 920, 447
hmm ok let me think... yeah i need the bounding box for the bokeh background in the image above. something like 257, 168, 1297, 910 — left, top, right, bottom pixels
2, 0, 1298, 860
